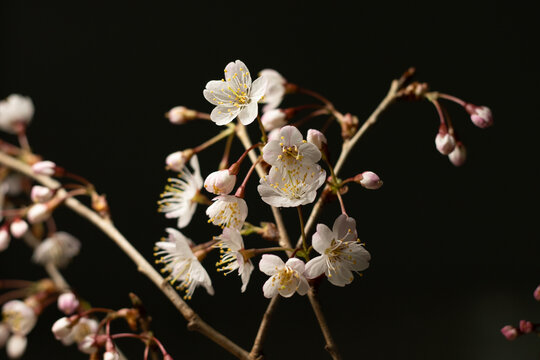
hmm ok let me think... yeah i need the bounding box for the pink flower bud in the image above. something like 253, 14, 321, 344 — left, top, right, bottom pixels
261, 109, 287, 131
519, 320, 533, 334
0, 227, 10, 252
6, 334, 27, 359
356, 171, 383, 190
51, 317, 72, 340
204, 170, 236, 195
57, 292, 79, 315
26, 203, 50, 224
165, 106, 197, 124
448, 142, 467, 167
306, 129, 327, 151
533, 285, 540, 301
31, 160, 56, 176
9, 219, 28, 238
165, 149, 193, 172
466, 104, 493, 128
30, 185, 53, 203
500, 325, 518, 340
435, 132, 456, 155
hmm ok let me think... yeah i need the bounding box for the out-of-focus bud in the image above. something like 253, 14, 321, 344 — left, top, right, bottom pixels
6, 334, 27, 359
0, 323, 9, 347
500, 325, 518, 340
30, 185, 53, 203
261, 109, 287, 131
165, 106, 198, 125
259, 222, 280, 242
79, 334, 98, 354
519, 320, 533, 334
26, 203, 51, 224
57, 292, 79, 315
9, 219, 28, 239
204, 170, 236, 195
306, 129, 327, 151
165, 149, 194, 172
0, 94, 34, 134
163, 354, 174, 360
0, 226, 11, 251
104, 351, 120, 360
435, 131, 456, 155
354, 171, 383, 190
31, 161, 56, 176
267, 128, 281, 142
448, 142, 467, 167
52, 317, 73, 340
465, 104, 493, 129
533, 285, 540, 301
339, 113, 359, 140
91, 193, 110, 218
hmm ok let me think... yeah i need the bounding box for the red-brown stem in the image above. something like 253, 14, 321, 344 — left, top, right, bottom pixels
229, 142, 262, 175
431, 98, 447, 128
234, 157, 261, 198
63, 171, 93, 187
291, 108, 331, 128
437, 93, 466, 107
111, 333, 168, 356
0, 288, 29, 305
335, 191, 347, 216
0, 279, 34, 289
297, 87, 335, 109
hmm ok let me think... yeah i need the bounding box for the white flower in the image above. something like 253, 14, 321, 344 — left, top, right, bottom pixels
206, 195, 248, 230
32, 231, 81, 268
261, 109, 287, 131
304, 215, 371, 286
214, 228, 254, 292
104, 350, 120, 360
0, 94, 34, 134
61, 317, 98, 348
204, 169, 236, 195
262, 125, 322, 168
6, 334, 27, 359
154, 228, 214, 300
259, 69, 287, 112
2, 300, 36, 336
165, 149, 194, 172
259, 255, 309, 298
203, 60, 267, 126
257, 161, 326, 207
158, 155, 203, 229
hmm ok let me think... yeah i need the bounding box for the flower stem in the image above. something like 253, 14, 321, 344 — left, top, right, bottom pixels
234, 157, 261, 198
193, 124, 235, 153
437, 92, 466, 107
297, 206, 308, 254
335, 191, 347, 216
256, 116, 267, 144
219, 131, 236, 170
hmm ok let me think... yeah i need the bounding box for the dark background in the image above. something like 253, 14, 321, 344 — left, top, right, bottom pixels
1, 1, 539, 359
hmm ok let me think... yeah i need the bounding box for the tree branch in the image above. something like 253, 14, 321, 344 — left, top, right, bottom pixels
308, 287, 341, 360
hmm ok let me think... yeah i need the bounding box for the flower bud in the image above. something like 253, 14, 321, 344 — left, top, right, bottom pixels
465, 104, 493, 128
165, 106, 198, 125
355, 171, 383, 190
30, 185, 53, 203
0, 323, 9, 347
26, 203, 51, 224
448, 142, 466, 167
52, 317, 73, 340
165, 149, 193, 172
9, 219, 28, 238
306, 129, 327, 151
0, 94, 34, 134
6, 334, 27, 359
435, 132, 456, 155
519, 320, 533, 334
533, 285, 540, 301
500, 325, 518, 340
0, 226, 11, 252
79, 334, 98, 354
57, 292, 80, 315
204, 170, 236, 195
104, 350, 120, 360
261, 109, 287, 131
31, 160, 56, 176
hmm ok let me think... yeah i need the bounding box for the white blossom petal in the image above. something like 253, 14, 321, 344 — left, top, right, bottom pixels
258, 254, 284, 276
304, 255, 327, 279
237, 101, 258, 125
262, 276, 279, 298
312, 224, 333, 253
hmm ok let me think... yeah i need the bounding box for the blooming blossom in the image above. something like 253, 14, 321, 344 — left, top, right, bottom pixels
0, 94, 34, 134
206, 195, 248, 230
154, 228, 214, 299
259, 69, 287, 112
58, 317, 99, 348
32, 231, 81, 268
304, 215, 371, 286
214, 228, 253, 292
259, 255, 309, 298
2, 301, 36, 336
203, 60, 267, 125
158, 155, 203, 229
262, 125, 321, 168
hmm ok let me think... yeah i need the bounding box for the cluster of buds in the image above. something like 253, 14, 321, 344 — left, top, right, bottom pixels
500, 284, 540, 341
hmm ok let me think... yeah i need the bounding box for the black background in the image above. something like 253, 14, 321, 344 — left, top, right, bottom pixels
1, 1, 539, 359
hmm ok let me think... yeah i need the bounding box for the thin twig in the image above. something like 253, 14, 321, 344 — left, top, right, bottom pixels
249, 296, 280, 359
308, 287, 341, 360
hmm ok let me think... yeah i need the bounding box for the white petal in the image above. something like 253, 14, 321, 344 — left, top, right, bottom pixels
250, 76, 268, 101
312, 224, 333, 253
298, 142, 322, 164
220, 228, 244, 251
333, 214, 357, 240
203, 81, 230, 105
165, 228, 194, 257
259, 254, 284, 275
279, 126, 303, 147
262, 276, 279, 298
327, 267, 353, 287
349, 246, 371, 271
296, 276, 310, 296
240, 261, 254, 293
262, 140, 282, 166
286, 257, 305, 274
237, 101, 258, 125
210, 106, 238, 125
304, 255, 328, 279
278, 277, 299, 298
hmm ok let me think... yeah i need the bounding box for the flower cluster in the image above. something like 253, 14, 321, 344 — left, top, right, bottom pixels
500, 284, 540, 341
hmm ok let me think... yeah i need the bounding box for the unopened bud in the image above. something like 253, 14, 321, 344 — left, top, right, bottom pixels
0, 227, 10, 252
104, 351, 120, 360
500, 325, 518, 341
9, 219, 28, 238
435, 131, 456, 155
57, 292, 79, 315
448, 142, 466, 167
31, 161, 56, 176
52, 317, 73, 340
306, 129, 327, 151
30, 185, 53, 203
533, 285, 540, 301
355, 171, 383, 190
204, 170, 236, 195
165, 106, 198, 125
79, 334, 99, 354
26, 203, 50, 224
165, 149, 194, 172
261, 109, 287, 131
6, 334, 27, 359
519, 320, 533, 334
465, 104, 493, 128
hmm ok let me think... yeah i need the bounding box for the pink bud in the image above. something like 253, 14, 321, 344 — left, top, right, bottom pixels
57, 292, 79, 315
31, 160, 56, 176
519, 320, 533, 334
51, 317, 72, 340
533, 285, 540, 301
6, 334, 27, 359
466, 104, 493, 128
448, 142, 467, 167
435, 132, 456, 155
306, 129, 327, 151
357, 171, 383, 190
26, 203, 50, 224
165, 149, 193, 172
204, 170, 236, 195
9, 219, 28, 238
500, 325, 518, 340
166, 106, 197, 124
0, 227, 10, 252
261, 109, 287, 131
30, 185, 53, 203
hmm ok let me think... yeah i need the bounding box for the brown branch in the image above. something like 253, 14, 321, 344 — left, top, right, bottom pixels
308, 287, 341, 360
249, 296, 280, 359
